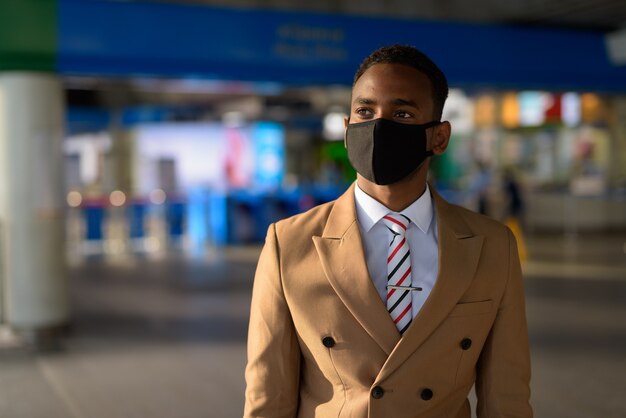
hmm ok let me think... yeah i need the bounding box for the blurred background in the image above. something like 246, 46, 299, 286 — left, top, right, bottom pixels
0, 0, 625, 417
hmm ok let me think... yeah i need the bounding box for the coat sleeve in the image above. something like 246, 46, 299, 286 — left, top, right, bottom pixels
244, 223, 301, 418
475, 228, 533, 417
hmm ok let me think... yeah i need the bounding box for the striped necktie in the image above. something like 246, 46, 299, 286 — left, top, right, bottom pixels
383, 213, 413, 335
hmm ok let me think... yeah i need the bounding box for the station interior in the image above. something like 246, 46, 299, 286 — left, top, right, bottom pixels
1, 1, 626, 417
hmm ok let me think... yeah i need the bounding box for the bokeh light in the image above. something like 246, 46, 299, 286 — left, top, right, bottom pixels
109, 190, 127, 207
149, 189, 167, 205
66, 191, 83, 208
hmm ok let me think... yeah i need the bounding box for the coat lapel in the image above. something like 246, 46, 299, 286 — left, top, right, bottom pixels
377, 189, 484, 380
313, 184, 400, 356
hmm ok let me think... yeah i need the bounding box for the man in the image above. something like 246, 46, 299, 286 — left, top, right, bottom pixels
244, 45, 532, 418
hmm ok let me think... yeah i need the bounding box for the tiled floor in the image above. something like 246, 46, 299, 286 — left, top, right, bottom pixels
1, 233, 626, 417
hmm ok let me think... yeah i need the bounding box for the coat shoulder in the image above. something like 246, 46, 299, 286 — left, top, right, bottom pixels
273, 199, 336, 242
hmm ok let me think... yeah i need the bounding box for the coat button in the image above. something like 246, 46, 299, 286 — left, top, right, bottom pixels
460, 338, 472, 350
420, 388, 433, 401
322, 336, 335, 348
371, 386, 384, 399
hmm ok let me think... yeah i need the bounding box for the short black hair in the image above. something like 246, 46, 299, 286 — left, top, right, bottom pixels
353, 44, 449, 120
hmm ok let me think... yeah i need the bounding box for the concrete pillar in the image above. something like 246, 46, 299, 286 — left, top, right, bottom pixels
0, 72, 68, 331
109, 110, 134, 196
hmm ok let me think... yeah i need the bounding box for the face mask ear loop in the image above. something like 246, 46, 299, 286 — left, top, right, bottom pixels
424, 121, 440, 157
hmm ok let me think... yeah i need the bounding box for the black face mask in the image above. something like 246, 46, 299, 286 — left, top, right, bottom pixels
345, 118, 440, 185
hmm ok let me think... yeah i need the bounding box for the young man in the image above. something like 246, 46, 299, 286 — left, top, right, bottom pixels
244, 45, 532, 418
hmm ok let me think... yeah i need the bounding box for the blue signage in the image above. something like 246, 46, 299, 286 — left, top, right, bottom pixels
57, 0, 626, 91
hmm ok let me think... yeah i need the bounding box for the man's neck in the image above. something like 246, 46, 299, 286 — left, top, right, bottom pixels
356, 169, 428, 212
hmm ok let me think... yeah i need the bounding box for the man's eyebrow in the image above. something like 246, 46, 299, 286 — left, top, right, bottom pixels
352, 97, 375, 105
351, 97, 419, 108
392, 98, 419, 108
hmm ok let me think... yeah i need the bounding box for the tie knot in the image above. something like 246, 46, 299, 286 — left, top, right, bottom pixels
382, 213, 411, 235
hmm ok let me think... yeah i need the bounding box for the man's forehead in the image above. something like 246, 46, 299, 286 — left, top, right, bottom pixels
355, 63, 429, 83
353, 65, 430, 92
352, 70, 431, 105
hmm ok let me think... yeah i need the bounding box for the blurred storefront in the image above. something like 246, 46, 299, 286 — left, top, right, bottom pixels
60, 85, 626, 260
432, 89, 626, 232
62, 99, 349, 257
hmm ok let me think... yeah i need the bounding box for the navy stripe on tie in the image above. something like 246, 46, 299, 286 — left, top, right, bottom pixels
399, 320, 412, 335
388, 251, 410, 280
388, 290, 410, 314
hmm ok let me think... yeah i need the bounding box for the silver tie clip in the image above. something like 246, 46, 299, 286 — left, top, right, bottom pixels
387, 285, 423, 291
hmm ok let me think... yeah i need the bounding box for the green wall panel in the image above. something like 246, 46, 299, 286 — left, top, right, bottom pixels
0, 0, 56, 71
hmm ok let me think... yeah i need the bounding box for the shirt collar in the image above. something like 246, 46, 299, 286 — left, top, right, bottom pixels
354, 181, 434, 234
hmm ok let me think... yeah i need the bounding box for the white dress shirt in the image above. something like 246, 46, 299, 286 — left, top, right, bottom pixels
354, 182, 439, 319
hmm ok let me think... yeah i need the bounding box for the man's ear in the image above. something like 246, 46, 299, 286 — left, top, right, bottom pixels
431, 121, 451, 155
343, 116, 349, 148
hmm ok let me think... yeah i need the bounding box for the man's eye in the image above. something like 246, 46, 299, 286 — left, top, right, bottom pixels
395, 111, 412, 118
355, 108, 373, 117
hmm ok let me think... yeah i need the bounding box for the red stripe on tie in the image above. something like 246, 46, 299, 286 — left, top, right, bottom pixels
383, 215, 407, 230
397, 266, 411, 286
387, 237, 406, 263
387, 266, 412, 299
394, 303, 412, 324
